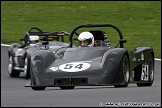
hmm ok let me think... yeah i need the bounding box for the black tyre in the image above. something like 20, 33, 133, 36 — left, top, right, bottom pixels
24, 56, 31, 79
114, 54, 130, 87
32, 87, 46, 90
136, 55, 154, 87
60, 86, 75, 89
8, 55, 20, 77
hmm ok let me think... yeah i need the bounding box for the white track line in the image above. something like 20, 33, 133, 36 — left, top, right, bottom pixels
1, 44, 10, 46
1, 44, 161, 61
155, 58, 161, 61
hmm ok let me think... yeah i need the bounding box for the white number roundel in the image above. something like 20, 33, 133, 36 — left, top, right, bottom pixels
59, 62, 91, 72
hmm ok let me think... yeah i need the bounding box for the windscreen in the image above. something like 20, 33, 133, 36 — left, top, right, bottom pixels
63, 47, 109, 61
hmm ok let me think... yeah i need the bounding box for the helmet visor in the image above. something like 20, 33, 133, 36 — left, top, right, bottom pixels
79, 39, 92, 47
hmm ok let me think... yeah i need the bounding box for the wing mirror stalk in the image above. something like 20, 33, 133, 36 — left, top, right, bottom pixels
42, 41, 49, 49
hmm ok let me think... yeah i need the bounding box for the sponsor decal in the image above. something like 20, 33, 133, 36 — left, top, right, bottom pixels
141, 52, 144, 60
59, 61, 91, 72
50, 67, 59, 71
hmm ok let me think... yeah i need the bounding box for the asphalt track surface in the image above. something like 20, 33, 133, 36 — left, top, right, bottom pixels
1, 45, 161, 107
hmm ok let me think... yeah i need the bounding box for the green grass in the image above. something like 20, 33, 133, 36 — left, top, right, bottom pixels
1, 1, 161, 58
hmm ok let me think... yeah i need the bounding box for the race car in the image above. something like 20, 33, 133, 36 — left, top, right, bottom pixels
8, 27, 70, 79
25, 23, 154, 90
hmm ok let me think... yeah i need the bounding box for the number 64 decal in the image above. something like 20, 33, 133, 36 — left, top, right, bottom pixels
59, 62, 91, 72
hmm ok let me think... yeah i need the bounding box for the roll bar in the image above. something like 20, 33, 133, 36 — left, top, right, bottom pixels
69, 23, 126, 48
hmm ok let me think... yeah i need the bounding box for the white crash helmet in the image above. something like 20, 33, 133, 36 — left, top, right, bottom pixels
78, 32, 94, 47
29, 36, 39, 46
29, 35, 39, 41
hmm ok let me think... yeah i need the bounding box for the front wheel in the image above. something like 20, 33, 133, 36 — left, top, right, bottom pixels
32, 87, 46, 90
24, 56, 31, 79
60, 86, 75, 89
114, 54, 130, 87
8, 55, 20, 77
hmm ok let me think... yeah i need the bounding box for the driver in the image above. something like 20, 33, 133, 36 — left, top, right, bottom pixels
78, 32, 94, 47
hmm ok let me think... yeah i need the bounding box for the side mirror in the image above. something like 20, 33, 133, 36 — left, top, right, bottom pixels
42, 41, 49, 45
42, 41, 49, 49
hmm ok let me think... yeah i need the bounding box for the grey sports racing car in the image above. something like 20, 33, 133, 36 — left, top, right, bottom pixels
8, 27, 70, 79
25, 23, 154, 90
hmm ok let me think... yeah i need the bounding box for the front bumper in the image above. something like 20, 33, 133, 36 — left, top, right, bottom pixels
25, 72, 115, 87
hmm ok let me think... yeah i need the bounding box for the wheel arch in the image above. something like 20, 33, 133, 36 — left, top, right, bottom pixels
101, 48, 129, 83
113, 50, 130, 84
30, 49, 56, 76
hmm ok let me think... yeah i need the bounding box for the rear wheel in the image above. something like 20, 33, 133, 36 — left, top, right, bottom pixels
8, 55, 20, 77
136, 55, 154, 87
114, 54, 130, 87
60, 86, 75, 89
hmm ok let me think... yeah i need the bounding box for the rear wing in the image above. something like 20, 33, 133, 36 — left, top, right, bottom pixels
20, 27, 69, 42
